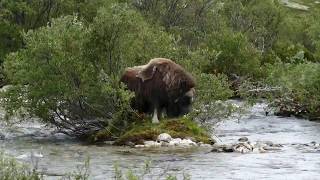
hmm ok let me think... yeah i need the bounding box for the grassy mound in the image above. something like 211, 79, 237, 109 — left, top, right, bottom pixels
113, 118, 211, 146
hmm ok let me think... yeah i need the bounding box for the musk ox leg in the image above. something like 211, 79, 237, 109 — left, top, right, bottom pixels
152, 108, 159, 123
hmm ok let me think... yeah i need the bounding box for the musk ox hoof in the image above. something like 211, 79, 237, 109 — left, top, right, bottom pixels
152, 117, 159, 124
152, 120, 159, 124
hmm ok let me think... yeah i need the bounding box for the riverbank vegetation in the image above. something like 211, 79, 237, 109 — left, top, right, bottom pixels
0, 152, 189, 180
0, 0, 320, 144
0, 152, 41, 180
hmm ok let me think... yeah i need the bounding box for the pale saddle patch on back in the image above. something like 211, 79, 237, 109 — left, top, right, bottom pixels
136, 58, 176, 83
136, 65, 157, 82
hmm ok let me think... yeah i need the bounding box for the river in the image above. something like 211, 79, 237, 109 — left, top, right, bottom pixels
1, 102, 320, 179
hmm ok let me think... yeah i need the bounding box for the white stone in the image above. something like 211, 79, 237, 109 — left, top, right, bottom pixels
168, 141, 177, 146
253, 147, 262, 153
234, 146, 251, 153
180, 139, 197, 146
53, 133, 69, 140
200, 143, 212, 148
169, 138, 182, 146
144, 141, 161, 147
233, 142, 253, 153
157, 133, 172, 142
0, 85, 13, 92
160, 141, 170, 147
134, 145, 145, 148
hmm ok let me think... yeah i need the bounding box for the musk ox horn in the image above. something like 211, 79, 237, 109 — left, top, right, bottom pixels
120, 58, 196, 123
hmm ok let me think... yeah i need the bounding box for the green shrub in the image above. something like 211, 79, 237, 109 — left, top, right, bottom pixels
204, 31, 262, 78
1, 2, 183, 140
86, 3, 177, 77
266, 62, 320, 117
306, 9, 320, 61
2, 15, 134, 139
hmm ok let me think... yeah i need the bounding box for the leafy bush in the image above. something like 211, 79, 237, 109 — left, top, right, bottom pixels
86, 3, 177, 77
306, 9, 320, 61
187, 73, 236, 126
265, 62, 320, 118
2, 15, 135, 139
0, 0, 102, 67
1, 2, 183, 140
204, 31, 262, 78
173, 49, 236, 124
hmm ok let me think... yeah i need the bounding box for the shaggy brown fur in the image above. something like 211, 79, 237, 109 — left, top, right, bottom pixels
120, 58, 196, 121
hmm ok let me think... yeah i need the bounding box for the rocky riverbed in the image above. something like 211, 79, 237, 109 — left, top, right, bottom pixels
1, 102, 320, 179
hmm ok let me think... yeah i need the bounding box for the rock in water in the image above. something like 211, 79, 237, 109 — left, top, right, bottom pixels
144, 141, 161, 147
180, 139, 197, 146
135, 145, 145, 148
209, 138, 217, 145
238, 137, 249, 142
222, 145, 234, 152
211, 145, 234, 152
169, 138, 182, 146
233, 142, 254, 153
133, 133, 208, 148
198, 142, 213, 148
157, 133, 172, 142
0, 133, 5, 140
125, 141, 135, 147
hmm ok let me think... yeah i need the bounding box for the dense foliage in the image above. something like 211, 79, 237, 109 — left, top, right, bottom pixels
3, 15, 137, 138
266, 62, 320, 119
1, 0, 320, 139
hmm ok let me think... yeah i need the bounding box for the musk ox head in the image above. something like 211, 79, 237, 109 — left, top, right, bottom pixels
167, 88, 195, 117
120, 58, 196, 123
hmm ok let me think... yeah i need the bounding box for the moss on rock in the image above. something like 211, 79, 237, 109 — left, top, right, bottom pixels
114, 117, 211, 145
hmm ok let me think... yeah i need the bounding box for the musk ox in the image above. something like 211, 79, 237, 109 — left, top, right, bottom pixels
120, 58, 195, 123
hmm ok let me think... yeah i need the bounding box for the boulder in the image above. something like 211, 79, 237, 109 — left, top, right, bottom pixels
134, 145, 145, 148
169, 138, 182, 146
233, 142, 253, 153
180, 139, 197, 146
198, 142, 213, 148
211, 138, 284, 153
132, 133, 209, 148
157, 133, 172, 142
211, 145, 234, 152
238, 137, 249, 142
144, 141, 161, 148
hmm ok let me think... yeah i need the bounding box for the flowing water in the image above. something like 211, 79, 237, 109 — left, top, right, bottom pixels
1, 102, 320, 179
